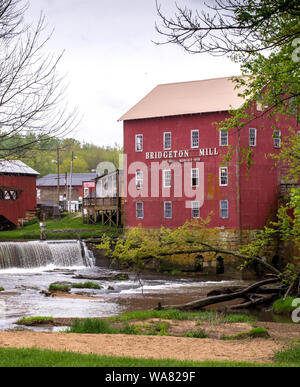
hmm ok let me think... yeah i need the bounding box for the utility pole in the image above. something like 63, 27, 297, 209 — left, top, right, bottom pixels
69, 152, 76, 212
64, 172, 68, 211
57, 148, 60, 209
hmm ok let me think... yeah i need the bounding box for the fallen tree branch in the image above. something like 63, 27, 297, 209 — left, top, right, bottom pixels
158, 278, 280, 311
229, 293, 277, 310
133, 245, 281, 276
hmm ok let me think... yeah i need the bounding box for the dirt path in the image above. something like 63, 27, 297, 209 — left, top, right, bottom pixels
0, 331, 283, 364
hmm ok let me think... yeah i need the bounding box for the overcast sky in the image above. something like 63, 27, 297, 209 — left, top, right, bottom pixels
26, 0, 240, 147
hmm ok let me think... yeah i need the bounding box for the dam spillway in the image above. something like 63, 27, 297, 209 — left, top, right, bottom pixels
0, 240, 94, 270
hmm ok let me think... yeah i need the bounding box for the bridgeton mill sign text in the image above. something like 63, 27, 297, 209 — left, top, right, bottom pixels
145, 148, 219, 160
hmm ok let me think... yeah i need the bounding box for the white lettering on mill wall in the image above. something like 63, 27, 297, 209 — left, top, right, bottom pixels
145, 148, 218, 160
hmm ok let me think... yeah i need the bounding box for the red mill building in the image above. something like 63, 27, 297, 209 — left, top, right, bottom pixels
119, 77, 297, 232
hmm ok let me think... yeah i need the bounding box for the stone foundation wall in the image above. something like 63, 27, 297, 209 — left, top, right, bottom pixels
88, 228, 297, 280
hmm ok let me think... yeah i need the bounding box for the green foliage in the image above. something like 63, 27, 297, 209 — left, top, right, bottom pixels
4, 134, 122, 177
0, 347, 289, 367
275, 345, 300, 364
16, 317, 54, 326
223, 327, 270, 340
48, 284, 70, 293
170, 269, 182, 276
195, 311, 219, 324
185, 329, 209, 339
272, 297, 299, 315
108, 309, 257, 327
269, 129, 300, 182
72, 282, 102, 290
0, 287, 4, 292
0, 214, 122, 241
69, 318, 144, 335
219, 314, 257, 324
98, 217, 219, 271
69, 319, 117, 334
239, 188, 300, 276
108, 309, 215, 322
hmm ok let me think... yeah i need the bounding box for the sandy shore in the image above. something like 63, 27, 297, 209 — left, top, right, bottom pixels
0, 331, 283, 363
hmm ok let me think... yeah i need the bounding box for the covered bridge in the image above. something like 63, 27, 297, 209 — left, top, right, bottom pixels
0, 160, 39, 228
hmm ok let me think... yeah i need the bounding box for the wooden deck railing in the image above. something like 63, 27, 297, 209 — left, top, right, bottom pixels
83, 197, 119, 208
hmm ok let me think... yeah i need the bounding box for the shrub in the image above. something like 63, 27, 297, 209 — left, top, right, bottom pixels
170, 270, 182, 276
272, 297, 299, 315
49, 284, 70, 292
220, 314, 257, 324
275, 345, 300, 364
225, 327, 270, 340
72, 282, 102, 290
109, 309, 215, 322
69, 319, 116, 334
0, 287, 4, 292
185, 329, 209, 339
68, 319, 139, 335
17, 316, 54, 326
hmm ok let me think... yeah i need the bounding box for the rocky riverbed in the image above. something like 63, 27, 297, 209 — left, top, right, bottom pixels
0, 264, 247, 331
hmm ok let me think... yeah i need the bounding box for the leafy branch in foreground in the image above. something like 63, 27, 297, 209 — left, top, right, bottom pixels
98, 217, 280, 276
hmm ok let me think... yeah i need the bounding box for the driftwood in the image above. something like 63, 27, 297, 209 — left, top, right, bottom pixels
229, 293, 278, 310
158, 278, 282, 311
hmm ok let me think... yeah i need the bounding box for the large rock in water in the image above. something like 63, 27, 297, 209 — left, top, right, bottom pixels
72, 273, 129, 281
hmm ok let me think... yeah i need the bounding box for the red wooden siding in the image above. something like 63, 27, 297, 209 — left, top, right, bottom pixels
123, 110, 297, 230
0, 174, 37, 226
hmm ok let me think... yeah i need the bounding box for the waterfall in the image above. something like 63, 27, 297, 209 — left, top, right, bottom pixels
0, 240, 94, 270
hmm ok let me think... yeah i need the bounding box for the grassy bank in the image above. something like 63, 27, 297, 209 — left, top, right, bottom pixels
0, 214, 122, 241
65, 310, 258, 338
272, 297, 299, 315
106, 309, 257, 324
0, 347, 298, 367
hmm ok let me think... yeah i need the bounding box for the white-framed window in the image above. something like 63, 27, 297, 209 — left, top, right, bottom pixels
191, 130, 199, 148
136, 202, 144, 219
164, 201, 172, 219
191, 201, 200, 219
273, 130, 281, 148
136, 170, 143, 190
219, 167, 228, 186
163, 132, 172, 150
163, 170, 171, 188
220, 200, 229, 219
219, 130, 228, 146
249, 128, 257, 147
135, 134, 143, 152
191, 168, 199, 187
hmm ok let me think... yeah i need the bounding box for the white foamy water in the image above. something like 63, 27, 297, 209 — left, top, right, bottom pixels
119, 280, 234, 294
0, 264, 86, 275
0, 241, 246, 331
0, 240, 94, 270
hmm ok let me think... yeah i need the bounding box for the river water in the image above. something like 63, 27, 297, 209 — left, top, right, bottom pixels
0, 240, 247, 331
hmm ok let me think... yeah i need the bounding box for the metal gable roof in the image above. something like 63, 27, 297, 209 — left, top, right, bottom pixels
0, 160, 39, 176
119, 76, 247, 121
37, 173, 97, 187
